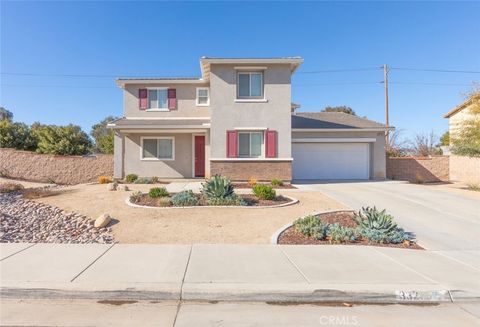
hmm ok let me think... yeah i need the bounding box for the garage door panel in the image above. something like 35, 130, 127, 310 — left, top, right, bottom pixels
292, 143, 369, 180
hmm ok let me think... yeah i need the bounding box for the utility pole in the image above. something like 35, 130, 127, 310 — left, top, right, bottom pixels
383, 64, 390, 145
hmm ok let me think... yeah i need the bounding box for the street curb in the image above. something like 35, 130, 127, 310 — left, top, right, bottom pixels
1, 285, 462, 304
270, 209, 355, 244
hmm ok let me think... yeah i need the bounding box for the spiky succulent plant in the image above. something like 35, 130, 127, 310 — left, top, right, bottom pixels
353, 206, 398, 234
201, 175, 235, 199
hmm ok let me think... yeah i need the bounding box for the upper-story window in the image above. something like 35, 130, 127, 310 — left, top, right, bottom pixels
196, 87, 210, 106
148, 89, 168, 109
237, 72, 263, 99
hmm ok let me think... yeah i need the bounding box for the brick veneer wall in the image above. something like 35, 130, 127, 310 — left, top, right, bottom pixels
450, 155, 480, 184
210, 160, 292, 181
386, 156, 449, 183
0, 148, 113, 185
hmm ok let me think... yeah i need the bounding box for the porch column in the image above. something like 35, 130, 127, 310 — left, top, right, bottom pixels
204, 129, 211, 178
113, 131, 125, 179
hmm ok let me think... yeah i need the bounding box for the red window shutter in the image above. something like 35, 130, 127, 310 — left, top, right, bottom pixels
139, 89, 148, 109
226, 130, 238, 158
168, 88, 177, 110
265, 130, 277, 158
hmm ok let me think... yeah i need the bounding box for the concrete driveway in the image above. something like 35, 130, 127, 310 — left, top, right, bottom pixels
294, 181, 480, 264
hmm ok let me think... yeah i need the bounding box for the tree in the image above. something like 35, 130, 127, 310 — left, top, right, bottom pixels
31, 123, 92, 155
411, 131, 442, 157
386, 129, 409, 157
439, 131, 450, 146
0, 120, 37, 150
322, 106, 356, 115
90, 116, 118, 154
0, 107, 13, 121
451, 86, 480, 157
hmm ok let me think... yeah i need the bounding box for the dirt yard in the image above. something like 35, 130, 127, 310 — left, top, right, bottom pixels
31, 183, 345, 244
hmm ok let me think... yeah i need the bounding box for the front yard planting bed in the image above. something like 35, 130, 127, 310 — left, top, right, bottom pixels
278, 210, 423, 249
233, 183, 296, 189
129, 192, 295, 208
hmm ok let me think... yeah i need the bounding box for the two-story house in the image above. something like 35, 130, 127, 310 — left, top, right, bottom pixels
109, 57, 390, 181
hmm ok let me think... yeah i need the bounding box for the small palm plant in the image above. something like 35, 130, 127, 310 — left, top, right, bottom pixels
201, 175, 235, 199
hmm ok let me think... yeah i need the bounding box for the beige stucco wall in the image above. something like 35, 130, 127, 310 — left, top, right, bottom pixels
0, 148, 113, 185
209, 64, 292, 159
449, 105, 475, 140
123, 83, 211, 118
291, 131, 386, 179
122, 133, 201, 178
450, 155, 480, 184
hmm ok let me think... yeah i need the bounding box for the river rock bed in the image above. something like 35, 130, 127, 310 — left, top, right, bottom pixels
0, 192, 114, 244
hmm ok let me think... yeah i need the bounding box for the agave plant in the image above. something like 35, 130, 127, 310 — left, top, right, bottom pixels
201, 175, 235, 199
353, 206, 398, 234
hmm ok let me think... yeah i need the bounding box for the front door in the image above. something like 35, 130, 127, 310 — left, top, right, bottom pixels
194, 135, 205, 177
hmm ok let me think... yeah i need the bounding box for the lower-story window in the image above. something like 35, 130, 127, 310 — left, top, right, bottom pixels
142, 137, 174, 160
238, 132, 263, 157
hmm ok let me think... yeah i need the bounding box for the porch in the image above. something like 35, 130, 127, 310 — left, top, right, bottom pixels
108, 118, 210, 179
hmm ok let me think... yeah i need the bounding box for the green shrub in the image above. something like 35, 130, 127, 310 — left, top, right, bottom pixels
0, 182, 24, 193
129, 191, 143, 203
294, 215, 329, 240
134, 177, 154, 184
171, 190, 199, 207
328, 224, 359, 243
271, 179, 284, 186
125, 174, 138, 183
252, 184, 276, 200
90, 116, 118, 154
0, 120, 37, 151
206, 195, 247, 206
359, 228, 413, 244
31, 123, 92, 155
148, 187, 169, 198
201, 175, 235, 199
451, 143, 480, 157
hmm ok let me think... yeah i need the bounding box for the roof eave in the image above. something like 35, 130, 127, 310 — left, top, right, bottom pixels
115, 79, 206, 88
292, 127, 394, 132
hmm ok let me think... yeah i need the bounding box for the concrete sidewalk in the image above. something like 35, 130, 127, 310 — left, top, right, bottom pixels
1, 243, 479, 303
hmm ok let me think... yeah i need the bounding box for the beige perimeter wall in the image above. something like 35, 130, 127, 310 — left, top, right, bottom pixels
450, 155, 480, 184
386, 156, 449, 183
0, 148, 113, 185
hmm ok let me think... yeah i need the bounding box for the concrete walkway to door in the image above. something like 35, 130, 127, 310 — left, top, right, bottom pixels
294, 181, 480, 268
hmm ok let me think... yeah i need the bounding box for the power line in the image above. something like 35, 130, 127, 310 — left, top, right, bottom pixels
298, 67, 382, 74
389, 81, 473, 86
390, 67, 480, 74
294, 81, 381, 86
0, 83, 117, 89
1, 72, 120, 78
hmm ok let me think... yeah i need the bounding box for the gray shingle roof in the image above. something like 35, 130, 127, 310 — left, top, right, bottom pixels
292, 112, 387, 129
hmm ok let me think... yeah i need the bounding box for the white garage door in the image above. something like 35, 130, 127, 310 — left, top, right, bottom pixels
292, 142, 370, 180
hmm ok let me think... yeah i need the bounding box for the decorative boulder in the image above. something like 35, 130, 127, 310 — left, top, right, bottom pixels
107, 182, 118, 191
118, 184, 130, 191
94, 213, 112, 228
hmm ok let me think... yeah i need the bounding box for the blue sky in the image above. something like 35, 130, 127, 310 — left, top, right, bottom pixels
1, 1, 479, 140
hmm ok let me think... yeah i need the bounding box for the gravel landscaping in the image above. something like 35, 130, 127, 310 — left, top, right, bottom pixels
278, 210, 423, 249
0, 190, 114, 244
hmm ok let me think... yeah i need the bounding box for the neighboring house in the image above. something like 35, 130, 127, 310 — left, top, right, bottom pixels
443, 95, 479, 140
109, 57, 391, 181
